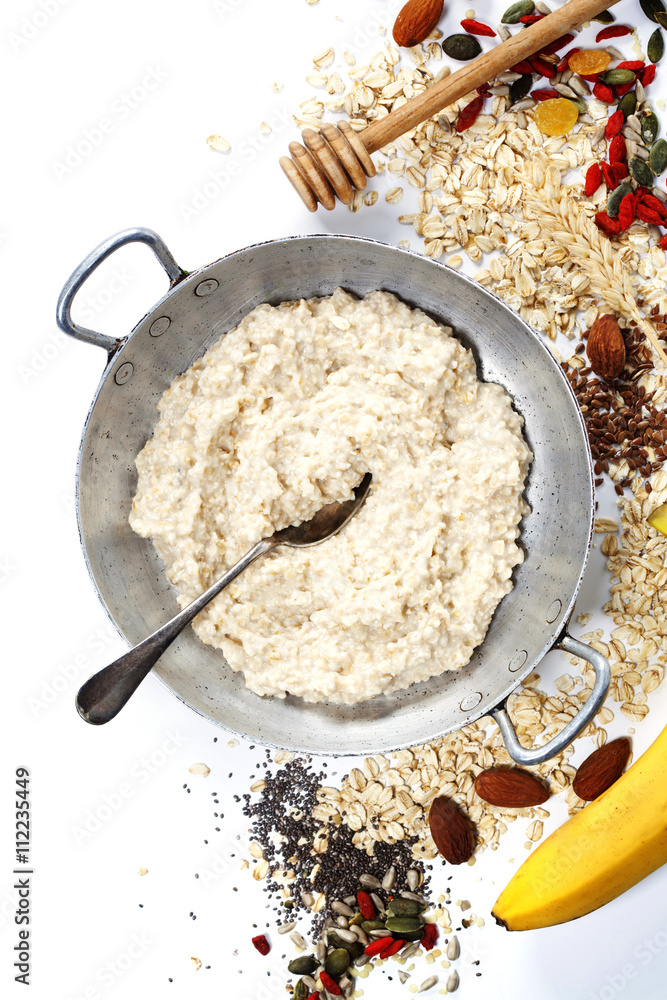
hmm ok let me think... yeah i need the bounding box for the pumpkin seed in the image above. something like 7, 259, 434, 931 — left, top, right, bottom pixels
385, 915, 425, 934
618, 91, 637, 119
592, 8, 615, 21
641, 0, 667, 23
607, 182, 633, 218
650, 138, 667, 175
293, 979, 309, 1000
348, 912, 364, 927
510, 73, 533, 105
648, 27, 665, 62
361, 919, 386, 932
641, 111, 660, 144
600, 68, 637, 84
288, 956, 319, 976
629, 156, 655, 185
442, 33, 482, 60
656, 11, 667, 27
388, 897, 425, 917
325, 948, 351, 978
501, 0, 535, 23
565, 95, 587, 115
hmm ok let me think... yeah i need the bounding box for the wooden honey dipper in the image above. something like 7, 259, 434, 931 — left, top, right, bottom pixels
280, 0, 621, 211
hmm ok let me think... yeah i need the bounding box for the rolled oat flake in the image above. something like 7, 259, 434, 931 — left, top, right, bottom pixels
442, 33, 482, 59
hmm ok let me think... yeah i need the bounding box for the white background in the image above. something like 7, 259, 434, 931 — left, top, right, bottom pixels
2, 0, 667, 997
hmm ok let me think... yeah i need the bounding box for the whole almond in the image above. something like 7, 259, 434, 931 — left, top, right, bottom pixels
393, 0, 444, 48
474, 768, 549, 808
586, 314, 626, 380
428, 795, 475, 864
572, 737, 631, 801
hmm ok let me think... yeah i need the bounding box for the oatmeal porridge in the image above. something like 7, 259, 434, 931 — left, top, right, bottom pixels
129, 288, 532, 704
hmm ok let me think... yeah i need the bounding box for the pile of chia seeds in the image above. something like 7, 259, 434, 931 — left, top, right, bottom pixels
242, 756, 431, 932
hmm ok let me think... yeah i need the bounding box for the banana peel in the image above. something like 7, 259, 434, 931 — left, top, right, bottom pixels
492, 723, 667, 930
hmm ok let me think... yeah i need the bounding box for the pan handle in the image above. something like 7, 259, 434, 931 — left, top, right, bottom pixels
56, 227, 187, 356
491, 630, 610, 766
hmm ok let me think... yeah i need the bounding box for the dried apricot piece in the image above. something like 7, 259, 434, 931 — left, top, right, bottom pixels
533, 97, 579, 136
567, 49, 612, 75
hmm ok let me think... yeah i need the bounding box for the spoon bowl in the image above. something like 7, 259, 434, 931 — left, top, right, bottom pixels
76, 472, 372, 726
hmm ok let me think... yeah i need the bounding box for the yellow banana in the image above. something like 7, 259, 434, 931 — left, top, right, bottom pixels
492, 723, 667, 930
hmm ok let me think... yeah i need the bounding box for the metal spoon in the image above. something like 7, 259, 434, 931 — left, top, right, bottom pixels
76, 472, 372, 725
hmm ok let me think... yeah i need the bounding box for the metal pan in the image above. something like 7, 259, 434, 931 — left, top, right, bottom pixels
57, 228, 609, 762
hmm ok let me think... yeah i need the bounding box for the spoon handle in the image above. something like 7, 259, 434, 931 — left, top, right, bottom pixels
76, 538, 274, 725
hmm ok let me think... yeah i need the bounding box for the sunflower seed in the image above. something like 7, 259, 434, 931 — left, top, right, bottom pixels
400, 891, 425, 902
370, 892, 385, 912
407, 869, 421, 891
447, 970, 460, 992
417, 976, 439, 993
359, 874, 382, 889
447, 935, 461, 960
278, 921, 297, 934
369, 928, 393, 938
317, 939, 327, 963
290, 931, 307, 949
400, 941, 421, 960
381, 866, 396, 891
351, 925, 369, 945
335, 927, 360, 944
332, 901, 355, 917
555, 83, 578, 98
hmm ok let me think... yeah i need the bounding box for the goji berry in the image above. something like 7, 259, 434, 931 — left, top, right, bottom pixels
642, 64, 657, 86
593, 81, 614, 102
608, 134, 627, 165
511, 60, 535, 74
558, 46, 580, 71
379, 938, 406, 959
638, 191, 667, 220
460, 18, 496, 36
477, 82, 491, 95
595, 210, 622, 236
519, 13, 545, 22
365, 938, 390, 957
530, 56, 557, 78
659, 233, 667, 250
420, 923, 439, 951
531, 88, 561, 100
320, 971, 341, 995
251, 935, 270, 955
539, 32, 575, 56
616, 61, 644, 71
456, 95, 484, 132
584, 162, 603, 196
636, 204, 665, 225
357, 890, 376, 920
601, 163, 614, 188
618, 192, 636, 231
595, 25, 632, 42
306, 995, 320, 1000
610, 162, 629, 184
605, 109, 624, 139
613, 80, 635, 98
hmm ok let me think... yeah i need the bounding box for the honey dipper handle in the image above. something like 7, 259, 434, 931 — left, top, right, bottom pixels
361, 0, 621, 155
